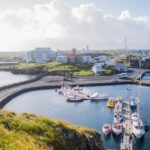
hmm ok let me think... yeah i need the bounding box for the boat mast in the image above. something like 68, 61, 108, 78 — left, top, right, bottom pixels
138, 58, 142, 114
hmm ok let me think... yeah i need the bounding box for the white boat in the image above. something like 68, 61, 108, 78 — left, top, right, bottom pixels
114, 100, 122, 114
112, 122, 123, 135
102, 123, 111, 135
131, 112, 140, 121
67, 95, 83, 102
132, 119, 145, 139
91, 93, 109, 101
114, 113, 122, 123
73, 85, 83, 91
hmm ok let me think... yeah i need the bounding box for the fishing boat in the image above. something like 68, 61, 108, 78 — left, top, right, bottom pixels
132, 119, 145, 139
91, 93, 109, 101
130, 97, 138, 109
114, 113, 123, 123
67, 95, 83, 102
131, 112, 140, 121
106, 98, 115, 108
102, 123, 112, 135
114, 100, 122, 114
112, 122, 123, 135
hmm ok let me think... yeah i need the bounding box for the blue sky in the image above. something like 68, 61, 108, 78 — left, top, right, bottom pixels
0, 0, 150, 51
71, 0, 150, 16
1, 0, 150, 16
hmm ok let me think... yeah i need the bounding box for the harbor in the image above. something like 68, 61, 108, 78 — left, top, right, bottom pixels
0, 71, 149, 150
4, 84, 150, 150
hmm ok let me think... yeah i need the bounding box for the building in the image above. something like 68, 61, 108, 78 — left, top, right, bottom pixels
92, 63, 104, 74
26, 48, 56, 64
118, 54, 127, 60
93, 56, 110, 63
115, 64, 128, 73
105, 59, 116, 67
82, 55, 92, 64
56, 56, 68, 63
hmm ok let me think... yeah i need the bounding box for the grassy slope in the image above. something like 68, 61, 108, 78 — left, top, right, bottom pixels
0, 110, 104, 150
16, 62, 94, 76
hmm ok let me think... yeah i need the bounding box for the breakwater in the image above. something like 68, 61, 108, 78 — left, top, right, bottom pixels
0, 70, 150, 108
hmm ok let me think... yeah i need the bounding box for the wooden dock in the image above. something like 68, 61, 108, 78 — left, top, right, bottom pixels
120, 101, 133, 150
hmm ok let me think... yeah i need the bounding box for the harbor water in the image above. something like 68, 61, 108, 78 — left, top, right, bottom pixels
4, 84, 150, 150
142, 73, 150, 82
0, 71, 35, 87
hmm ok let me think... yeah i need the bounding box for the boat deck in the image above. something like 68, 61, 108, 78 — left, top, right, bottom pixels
120, 101, 133, 150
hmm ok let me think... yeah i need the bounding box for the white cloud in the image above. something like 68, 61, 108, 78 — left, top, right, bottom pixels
0, 0, 150, 51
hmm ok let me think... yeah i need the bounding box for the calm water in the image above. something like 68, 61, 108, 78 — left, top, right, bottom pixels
5, 84, 150, 150
0, 71, 35, 87
142, 73, 150, 82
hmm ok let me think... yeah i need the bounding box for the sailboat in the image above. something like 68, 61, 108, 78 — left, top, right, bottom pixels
132, 59, 145, 139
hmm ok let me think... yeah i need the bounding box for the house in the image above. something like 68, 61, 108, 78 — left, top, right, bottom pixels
93, 56, 108, 63
115, 64, 128, 73
26, 48, 56, 64
56, 56, 68, 64
92, 63, 104, 74
82, 55, 92, 64
118, 54, 127, 60
105, 59, 116, 67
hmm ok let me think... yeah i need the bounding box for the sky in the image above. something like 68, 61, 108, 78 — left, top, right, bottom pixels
0, 0, 150, 51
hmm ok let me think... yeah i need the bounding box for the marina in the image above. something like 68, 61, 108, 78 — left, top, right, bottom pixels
4, 84, 150, 150
56, 85, 109, 102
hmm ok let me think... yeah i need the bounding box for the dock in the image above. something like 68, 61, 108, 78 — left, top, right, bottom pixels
120, 101, 133, 150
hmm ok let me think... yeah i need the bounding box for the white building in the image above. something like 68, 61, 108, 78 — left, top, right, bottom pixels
118, 54, 127, 60
93, 56, 110, 63
92, 63, 104, 74
56, 56, 68, 63
82, 55, 92, 64
26, 48, 56, 64
105, 59, 116, 67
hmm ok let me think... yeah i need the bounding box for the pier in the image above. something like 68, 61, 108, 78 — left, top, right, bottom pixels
120, 101, 133, 150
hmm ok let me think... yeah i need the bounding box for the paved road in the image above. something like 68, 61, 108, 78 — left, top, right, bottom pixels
0, 69, 148, 108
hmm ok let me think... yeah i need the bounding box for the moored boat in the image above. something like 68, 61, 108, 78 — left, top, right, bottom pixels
112, 122, 123, 135
91, 93, 109, 101
67, 95, 83, 102
131, 112, 140, 121
107, 98, 115, 108
130, 97, 138, 109
102, 123, 112, 135
132, 119, 145, 139
114, 113, 123, 123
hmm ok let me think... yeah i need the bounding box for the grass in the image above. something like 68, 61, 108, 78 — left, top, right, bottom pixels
73, 70, 94, 76
15, 62, 94, 76
0, 110, 103, 150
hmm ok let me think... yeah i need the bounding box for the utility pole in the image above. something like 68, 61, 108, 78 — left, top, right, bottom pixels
124, 37, 130, 67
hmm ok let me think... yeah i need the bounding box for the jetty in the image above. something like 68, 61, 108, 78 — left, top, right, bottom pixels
120, 101, 133, 150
